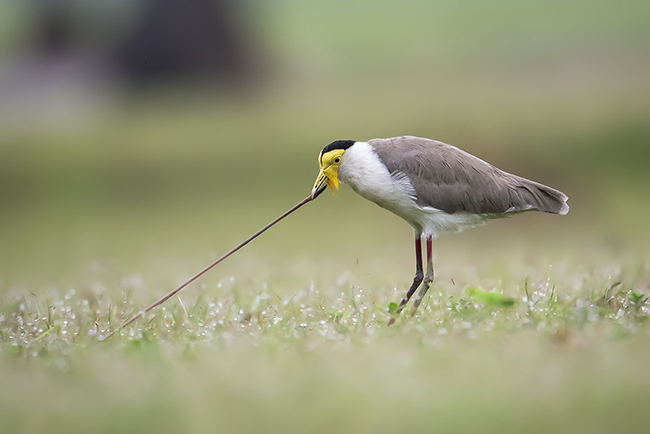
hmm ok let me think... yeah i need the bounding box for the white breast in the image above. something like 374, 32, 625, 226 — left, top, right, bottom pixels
338, 141, 488, 238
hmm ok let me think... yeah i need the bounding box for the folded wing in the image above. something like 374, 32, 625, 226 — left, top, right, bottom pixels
369, 136, 569, 216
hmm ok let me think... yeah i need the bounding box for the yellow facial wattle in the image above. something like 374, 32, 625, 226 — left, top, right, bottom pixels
311, 149, 345, 198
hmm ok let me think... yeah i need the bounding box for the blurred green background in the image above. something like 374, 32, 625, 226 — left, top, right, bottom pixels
1, 2, 650, 434
1, 0, 648, 290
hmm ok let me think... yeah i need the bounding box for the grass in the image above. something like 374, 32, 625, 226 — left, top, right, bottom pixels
1, 95, 649, 432
1, 92, 649, 433
1, 233, 649, 433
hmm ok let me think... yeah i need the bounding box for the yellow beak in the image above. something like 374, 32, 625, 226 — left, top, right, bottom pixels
311, 167, 339, 199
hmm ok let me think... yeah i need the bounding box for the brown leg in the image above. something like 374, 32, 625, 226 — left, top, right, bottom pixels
411, 235, 434, 317
388, 236, 424, 326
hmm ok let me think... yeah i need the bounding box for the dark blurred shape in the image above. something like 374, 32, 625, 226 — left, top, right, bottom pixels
25, 0, 262, 90
115, 0, 260, 86
34, 0, 73, 55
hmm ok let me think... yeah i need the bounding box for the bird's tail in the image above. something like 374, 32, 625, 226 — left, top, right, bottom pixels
513, 178, 570, 215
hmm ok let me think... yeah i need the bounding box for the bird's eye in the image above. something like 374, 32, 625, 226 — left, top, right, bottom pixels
333, 156, 342, 164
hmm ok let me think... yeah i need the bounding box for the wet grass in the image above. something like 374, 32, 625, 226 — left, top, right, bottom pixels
1, 92, 649, 432
1, 240, 649, 433
1, 107, 649, 432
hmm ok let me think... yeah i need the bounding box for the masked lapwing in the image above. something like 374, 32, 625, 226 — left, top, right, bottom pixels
311, 136, 569, 324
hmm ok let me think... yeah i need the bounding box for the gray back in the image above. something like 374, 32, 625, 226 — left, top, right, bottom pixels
369, 136, 568, 215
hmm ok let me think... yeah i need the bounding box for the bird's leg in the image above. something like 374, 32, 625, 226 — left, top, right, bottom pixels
388, 236, 423, 326
411, 236, 434, 317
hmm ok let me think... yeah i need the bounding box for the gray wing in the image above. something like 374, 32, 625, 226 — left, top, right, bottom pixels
368, 136, 569, 215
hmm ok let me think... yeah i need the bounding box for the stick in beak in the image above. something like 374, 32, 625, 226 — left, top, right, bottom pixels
311, 170, 338, 199
311, 171, 329, 199
103, 186, 328, 340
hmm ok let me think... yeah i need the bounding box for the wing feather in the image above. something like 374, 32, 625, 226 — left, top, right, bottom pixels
369, 136, 569, 215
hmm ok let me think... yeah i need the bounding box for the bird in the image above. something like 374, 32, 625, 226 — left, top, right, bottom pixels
310, 136, 569, 324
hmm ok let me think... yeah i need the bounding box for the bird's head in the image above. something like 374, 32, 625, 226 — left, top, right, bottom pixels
311, 140, 355, 199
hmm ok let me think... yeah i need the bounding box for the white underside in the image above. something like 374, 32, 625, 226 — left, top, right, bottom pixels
338, 141, 489, 238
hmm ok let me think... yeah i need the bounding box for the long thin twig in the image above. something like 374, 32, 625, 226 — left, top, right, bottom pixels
103, 188, 325, 340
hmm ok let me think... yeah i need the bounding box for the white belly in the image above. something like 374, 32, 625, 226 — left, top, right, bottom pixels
338, 141, 488, 238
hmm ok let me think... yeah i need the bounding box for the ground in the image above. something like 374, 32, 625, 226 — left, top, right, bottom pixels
1, 172, 649, 433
